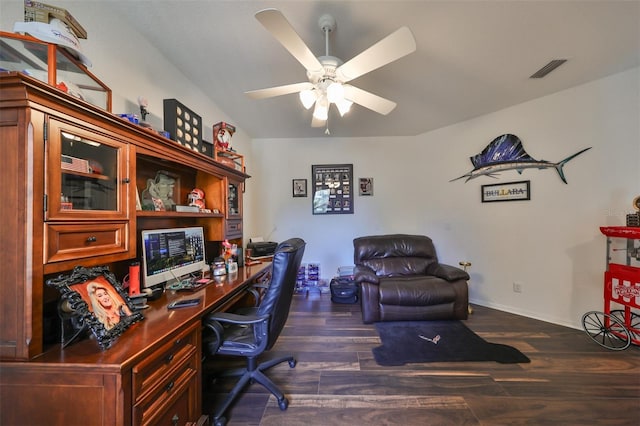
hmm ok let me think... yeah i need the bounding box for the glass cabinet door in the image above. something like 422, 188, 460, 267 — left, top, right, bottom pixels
227, 179, 242, 218
46, 118, 129, 220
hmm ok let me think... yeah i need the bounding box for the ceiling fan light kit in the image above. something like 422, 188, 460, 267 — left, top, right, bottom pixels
312, 97, 329, 121
299, 89, 316, 109
247, 8, 416, 129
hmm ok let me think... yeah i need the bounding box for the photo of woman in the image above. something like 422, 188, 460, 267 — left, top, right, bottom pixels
47, 266, 144, 349
86, 280, 133, 330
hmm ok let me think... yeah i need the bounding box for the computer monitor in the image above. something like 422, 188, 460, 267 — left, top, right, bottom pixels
140, 226, 207, 288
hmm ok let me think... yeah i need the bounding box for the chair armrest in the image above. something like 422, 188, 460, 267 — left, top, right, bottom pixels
247, 282, 269, 306
427, 263, 470, 282
354, 264, 380, 284
202, 311, 270, 356
205, 311, 269, 325
202, 316, 225, 354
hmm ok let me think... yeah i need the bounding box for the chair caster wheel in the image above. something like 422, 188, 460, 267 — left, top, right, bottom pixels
213, 416, 227, 426
288, 359, 297, 368
278, 397, 289, 410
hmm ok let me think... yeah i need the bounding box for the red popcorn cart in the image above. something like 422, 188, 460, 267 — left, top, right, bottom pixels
582, 226, 640, 350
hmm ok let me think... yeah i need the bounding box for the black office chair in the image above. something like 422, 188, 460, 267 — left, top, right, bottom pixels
202, 237, 306, 426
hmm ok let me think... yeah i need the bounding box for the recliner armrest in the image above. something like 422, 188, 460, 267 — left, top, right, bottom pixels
427, 263, 470, 282
354, 264, 380, 284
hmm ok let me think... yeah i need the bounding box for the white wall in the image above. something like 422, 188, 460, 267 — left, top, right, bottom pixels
249, 68, 640, 329
3, 1, 638, 329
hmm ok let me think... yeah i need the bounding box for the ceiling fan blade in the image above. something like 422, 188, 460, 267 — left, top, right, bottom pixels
245, 82, 313, 99
336, 27, 416, 83
343, 85, 397, 115
255, 8, 324, 74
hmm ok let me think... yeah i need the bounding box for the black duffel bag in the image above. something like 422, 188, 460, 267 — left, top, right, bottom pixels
330, 277, 359, 304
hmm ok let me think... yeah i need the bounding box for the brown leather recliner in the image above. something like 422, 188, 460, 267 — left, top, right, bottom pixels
353, 234, 469, 323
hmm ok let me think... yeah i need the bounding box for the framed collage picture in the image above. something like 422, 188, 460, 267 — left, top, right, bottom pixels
311, 164, 354, 215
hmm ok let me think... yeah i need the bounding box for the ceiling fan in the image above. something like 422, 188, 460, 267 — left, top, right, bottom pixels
245, 8, 417, 128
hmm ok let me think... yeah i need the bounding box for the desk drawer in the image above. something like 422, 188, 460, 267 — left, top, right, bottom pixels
134, 361, 198, 426
45, 222, 128, 263
133, 323, 200, 425
133, 322, 199, 402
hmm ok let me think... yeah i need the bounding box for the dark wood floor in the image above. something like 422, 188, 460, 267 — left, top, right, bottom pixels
203, 293, 640, 425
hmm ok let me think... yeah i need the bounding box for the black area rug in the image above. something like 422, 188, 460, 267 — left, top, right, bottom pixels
373, 320, 530, 366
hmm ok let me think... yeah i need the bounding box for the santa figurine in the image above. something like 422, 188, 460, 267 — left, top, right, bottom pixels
213, 122, 236, 151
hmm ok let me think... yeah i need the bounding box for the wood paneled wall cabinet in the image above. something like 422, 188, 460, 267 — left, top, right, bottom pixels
0, 72, 251, 425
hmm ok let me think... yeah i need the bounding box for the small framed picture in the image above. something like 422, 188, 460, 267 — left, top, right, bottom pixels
293, 179, 307, 197
46, 266, 144, 349
359, 178, 374, 196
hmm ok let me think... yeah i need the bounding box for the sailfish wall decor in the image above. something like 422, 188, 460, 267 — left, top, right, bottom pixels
450, 134, 591, 184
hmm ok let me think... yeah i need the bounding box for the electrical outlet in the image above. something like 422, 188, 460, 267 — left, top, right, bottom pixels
513, 281, 523, 293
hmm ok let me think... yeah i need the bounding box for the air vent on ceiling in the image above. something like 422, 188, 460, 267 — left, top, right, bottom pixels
530, 59, 568, 79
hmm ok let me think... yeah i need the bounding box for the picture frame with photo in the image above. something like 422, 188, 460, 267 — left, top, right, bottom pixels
292, 178, 307, 197
359, 177, 374, 196
46, 266, 144, 349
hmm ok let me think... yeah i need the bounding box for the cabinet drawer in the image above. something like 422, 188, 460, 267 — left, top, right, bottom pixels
45, 222, 128, 264
226, 219, 242, 238
133, 323, 199, 402
134, 362, 198, 426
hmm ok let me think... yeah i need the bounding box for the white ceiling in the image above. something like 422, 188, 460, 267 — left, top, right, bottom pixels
103, 1, 640, 139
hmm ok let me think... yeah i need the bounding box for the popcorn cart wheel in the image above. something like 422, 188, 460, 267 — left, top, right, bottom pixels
581, 311, 631, 350
581, 227, 640, 350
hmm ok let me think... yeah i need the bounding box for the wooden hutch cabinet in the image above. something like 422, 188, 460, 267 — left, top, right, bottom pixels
0, 72, 250, 425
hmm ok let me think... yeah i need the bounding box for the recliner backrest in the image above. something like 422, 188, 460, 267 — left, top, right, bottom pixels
257, 237, 306, 350
353, 234, 438, 276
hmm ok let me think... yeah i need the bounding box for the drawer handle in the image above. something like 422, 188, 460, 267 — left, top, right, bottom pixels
174, 338, 182, 345
86, 236, 97, 243
122, 178, 130, 183
166, 381, 175, 392
165, 353, 174, 363
172, 414, 179, 426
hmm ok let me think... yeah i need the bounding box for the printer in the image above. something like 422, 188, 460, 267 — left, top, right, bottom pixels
247, 241, 278, 257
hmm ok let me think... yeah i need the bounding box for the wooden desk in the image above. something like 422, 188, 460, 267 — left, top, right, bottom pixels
0, 263, 271, 426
